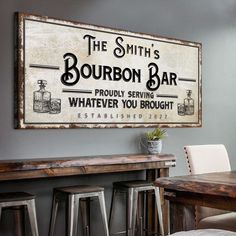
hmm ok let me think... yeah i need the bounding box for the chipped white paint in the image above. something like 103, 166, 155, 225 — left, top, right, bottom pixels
16, 13, 202, 129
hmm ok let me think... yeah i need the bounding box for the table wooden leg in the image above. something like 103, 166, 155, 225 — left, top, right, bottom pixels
146, 169, 169, 236
137, 192, 144, 236
13, 206, 25, 236
146, 169, 158, 235
160, 168, 170, 235
80, 198, 90, 236
169, 202, 195, 233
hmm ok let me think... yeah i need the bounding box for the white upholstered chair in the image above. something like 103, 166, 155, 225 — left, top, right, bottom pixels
184, 144, 236, 232
170, 229, 236, 236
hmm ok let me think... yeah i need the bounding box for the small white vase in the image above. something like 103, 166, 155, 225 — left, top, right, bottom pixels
147, 140, 162, 154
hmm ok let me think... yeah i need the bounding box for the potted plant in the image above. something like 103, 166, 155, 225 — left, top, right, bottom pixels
145, 128, 167, 154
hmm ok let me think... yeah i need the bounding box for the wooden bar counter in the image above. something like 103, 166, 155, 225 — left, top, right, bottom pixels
0, 153, 176, 181
0, 153, 176, 235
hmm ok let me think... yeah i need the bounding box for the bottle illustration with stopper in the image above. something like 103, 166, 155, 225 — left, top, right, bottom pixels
33, 80, 51, 113
184, 90, 194, 115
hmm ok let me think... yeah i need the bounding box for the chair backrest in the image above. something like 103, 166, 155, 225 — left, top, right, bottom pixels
184, 144, 231, 223
184, 144, 231, 175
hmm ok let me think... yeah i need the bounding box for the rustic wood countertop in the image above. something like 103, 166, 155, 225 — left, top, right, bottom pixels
0, 153, 176, 181
155, 170, 236, 198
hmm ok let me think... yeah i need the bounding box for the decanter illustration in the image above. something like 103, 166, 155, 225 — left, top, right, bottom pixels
184, 90, 194, 115
33, 80, 51, 113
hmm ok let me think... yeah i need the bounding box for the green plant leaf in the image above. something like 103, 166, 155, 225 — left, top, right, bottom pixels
145, 128, 167, 141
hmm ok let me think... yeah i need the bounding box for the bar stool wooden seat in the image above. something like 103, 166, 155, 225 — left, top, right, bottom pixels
0, 192, 39, 236
49, 185, 109, 236
109, 180, 164, 236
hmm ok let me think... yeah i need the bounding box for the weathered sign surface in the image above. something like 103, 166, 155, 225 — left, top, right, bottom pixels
15, 13, 202, 129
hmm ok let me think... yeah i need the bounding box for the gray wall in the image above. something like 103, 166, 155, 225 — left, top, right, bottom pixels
1, 0, 236, 235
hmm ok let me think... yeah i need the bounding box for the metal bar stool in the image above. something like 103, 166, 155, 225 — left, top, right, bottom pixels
109, 180, 164, 236
49, 185, 109, 236
0, 192, 39, 236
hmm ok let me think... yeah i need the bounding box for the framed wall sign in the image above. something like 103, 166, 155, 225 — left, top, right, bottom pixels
15, 13, 202, 129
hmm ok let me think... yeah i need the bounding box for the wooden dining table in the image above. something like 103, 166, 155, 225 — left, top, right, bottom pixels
155, 171, 236, 233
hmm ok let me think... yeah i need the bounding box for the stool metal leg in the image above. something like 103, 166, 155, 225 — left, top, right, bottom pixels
98, 191, 109, 236
67, 194, 79, 236
26, 199, 39, 236
154, 187, 164, 236
131, 189, 138, 236
109, 188, 117, 234
127, 188, 134, 236
49, 194, 59, 236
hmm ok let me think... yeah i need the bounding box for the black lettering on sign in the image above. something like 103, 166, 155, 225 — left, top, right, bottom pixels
61, 53, 142, 86
114, 36, 125, 58
147, 63, 160, 91
61, 53, 80, 86
83, 34, 107, 56
146, 63, 178, 91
